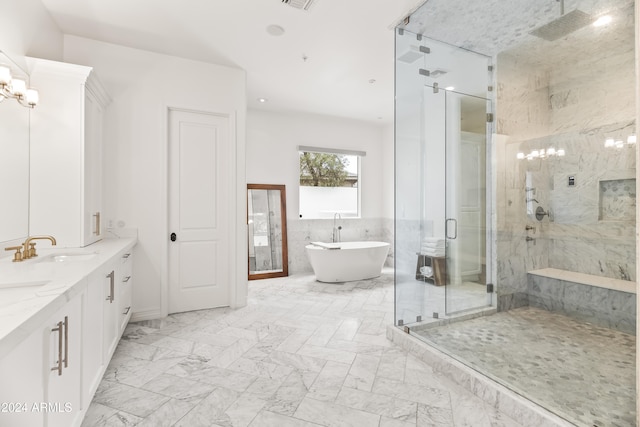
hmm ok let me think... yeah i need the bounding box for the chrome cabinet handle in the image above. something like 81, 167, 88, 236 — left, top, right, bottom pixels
123, 306, 131, 315
106, 270, 115, 303
122, 276, 131, 283
122, 253, 131, 259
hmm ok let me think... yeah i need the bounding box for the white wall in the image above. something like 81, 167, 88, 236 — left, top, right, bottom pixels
246, 109, 385, 220
382, 123, 395, 220
246, 109, 394, 273
0, 0, 63, 62
63, 36, 247, 319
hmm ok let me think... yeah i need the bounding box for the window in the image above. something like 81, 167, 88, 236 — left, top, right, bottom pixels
298, 146, 364, 219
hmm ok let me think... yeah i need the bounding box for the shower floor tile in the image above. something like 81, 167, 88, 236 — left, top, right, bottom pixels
412, 306, 636, 427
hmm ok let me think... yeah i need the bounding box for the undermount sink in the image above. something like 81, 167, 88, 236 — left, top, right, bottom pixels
39, 253, 98, 263
0, 280, 50, 290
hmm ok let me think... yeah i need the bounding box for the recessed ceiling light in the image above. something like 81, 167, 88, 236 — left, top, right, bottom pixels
593, 15, 612, 27
266, 25, 285, 36
257, 98, 268, 103
445, 86, 455, 91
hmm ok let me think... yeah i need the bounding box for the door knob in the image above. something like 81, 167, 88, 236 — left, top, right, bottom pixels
170, 233, 177, 242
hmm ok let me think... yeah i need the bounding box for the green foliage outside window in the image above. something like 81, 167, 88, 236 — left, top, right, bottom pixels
299, 152, 350, 187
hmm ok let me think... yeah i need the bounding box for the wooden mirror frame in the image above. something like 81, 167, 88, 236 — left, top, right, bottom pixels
247, 184, 288, 280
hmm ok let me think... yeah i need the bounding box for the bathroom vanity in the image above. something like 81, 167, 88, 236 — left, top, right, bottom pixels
0, 238, 135, 427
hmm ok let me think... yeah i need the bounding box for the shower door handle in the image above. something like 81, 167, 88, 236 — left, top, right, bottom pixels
446, 218, 458, 239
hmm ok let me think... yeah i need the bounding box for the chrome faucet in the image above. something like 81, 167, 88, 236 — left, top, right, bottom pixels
22, 235, 57, 259
332, 213, 342, 243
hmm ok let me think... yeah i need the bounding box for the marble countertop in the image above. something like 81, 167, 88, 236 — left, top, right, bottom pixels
0, 237, 136, 359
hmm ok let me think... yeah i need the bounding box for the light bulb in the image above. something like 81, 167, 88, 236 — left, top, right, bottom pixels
531, 150, 540, 158
11, 78, 26, 96
627, 134, 636, 144
25, 88, 39, 107
547, 147, 556, 155
604, 138, 615, 148
0, 65, 11, 86
516, 152, 525, 160
557, 149, 565, 156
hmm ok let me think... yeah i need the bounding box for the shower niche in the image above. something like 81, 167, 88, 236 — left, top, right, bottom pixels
599, 178, 636, 221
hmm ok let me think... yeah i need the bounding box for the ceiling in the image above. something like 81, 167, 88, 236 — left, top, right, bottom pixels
38, 0, 424, 124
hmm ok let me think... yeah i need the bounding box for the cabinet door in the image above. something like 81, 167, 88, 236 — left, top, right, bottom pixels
82, 272, 104, 408
118, 252, 133, 333
103, 267, 119, 359
46, 294, 82, 427
0, 328, 45, 427
83, 89, 103, 246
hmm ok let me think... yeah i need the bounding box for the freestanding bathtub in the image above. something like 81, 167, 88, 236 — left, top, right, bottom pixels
305, 241, 390, 283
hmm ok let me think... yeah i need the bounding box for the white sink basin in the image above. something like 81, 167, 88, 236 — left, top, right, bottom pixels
39, 253, 98, 263
0, 280, 50, 290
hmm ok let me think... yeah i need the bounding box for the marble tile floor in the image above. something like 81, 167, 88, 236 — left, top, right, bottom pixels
82, 268, 526, 427
413, 307, 636, 427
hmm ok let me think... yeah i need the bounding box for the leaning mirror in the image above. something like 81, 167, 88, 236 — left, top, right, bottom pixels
247, 184, 288, 280
0, 50, 30, 244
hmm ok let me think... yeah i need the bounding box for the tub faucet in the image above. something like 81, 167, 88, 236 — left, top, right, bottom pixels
332, 213, 342, 243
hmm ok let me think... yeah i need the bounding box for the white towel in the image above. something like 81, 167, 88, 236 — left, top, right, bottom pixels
420, 266, 433, 277
420, 248, 445, 257
422, 237, 445, 244
421, 242, 445, 249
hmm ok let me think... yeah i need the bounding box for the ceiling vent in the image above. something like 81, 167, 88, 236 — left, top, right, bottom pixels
282, 0, 316, 11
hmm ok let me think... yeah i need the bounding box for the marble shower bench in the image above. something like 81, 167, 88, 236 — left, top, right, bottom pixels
527, 268, 636, 335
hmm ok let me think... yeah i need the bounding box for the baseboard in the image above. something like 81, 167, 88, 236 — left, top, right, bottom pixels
130, 308, 163, 323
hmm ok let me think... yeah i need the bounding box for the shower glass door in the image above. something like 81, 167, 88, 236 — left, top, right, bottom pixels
394, 29, 493, 327
444, 91, 492, 314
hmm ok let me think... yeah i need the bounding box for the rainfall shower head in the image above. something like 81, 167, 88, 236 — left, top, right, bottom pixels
530, 9, 593, 41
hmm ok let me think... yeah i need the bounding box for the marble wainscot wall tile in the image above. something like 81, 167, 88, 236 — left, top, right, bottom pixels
394, 219, 420, 275
287, 218, 391, 274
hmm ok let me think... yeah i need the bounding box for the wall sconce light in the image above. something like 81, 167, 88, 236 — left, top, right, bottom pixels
517, 148, 565, 160
0, 64, 38, 108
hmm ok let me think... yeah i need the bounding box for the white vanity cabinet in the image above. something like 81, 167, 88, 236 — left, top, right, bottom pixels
0, 292, 83, 427
0, 326, 46, 427
44, 294, 83, 427
118, 252, 134, 333
103, 250, 134, 360
82, 271, 106, 408
0, 239, 135, 427
103, 265, 120, 359
28, 57, 111, 248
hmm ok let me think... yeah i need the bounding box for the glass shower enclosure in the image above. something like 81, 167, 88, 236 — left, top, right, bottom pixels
394, 32, 494, 327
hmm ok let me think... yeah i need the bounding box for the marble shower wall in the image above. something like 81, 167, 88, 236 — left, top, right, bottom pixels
496, 10, 636, 309
286, 218, 394, 274
495, 54, 552, 310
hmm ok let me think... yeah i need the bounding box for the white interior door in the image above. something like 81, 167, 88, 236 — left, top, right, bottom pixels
169, 109, 230, 314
